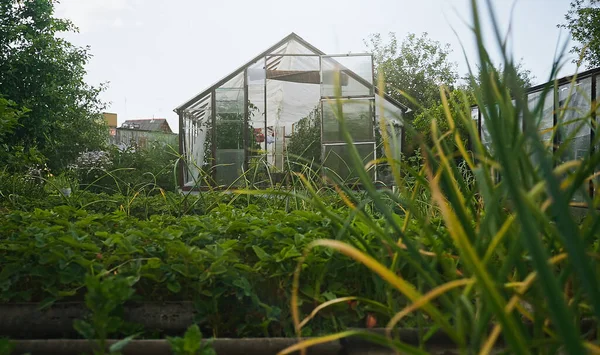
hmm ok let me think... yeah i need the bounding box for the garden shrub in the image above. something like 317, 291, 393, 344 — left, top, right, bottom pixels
74, 142, 179, 194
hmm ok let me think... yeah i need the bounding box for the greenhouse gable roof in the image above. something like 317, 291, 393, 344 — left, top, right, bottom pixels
174, 32, 408, 114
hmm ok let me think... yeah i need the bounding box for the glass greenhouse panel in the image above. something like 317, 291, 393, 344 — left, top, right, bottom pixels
215, 121, 245, 150
247, 59, 267, 154
480, 105, 499, 153
323, 143, 375, 181
215, 120, 245, 187
527, 90, 555, 145
513, 99, 523, 131
220, 71, 244, 88
558, 78, 592, 202
375, 120, 402, 180
557, 78, 592, 161
183, 94, 212, 187
266, 55, 320, 83
215, 149, 245, 187
215, 72, 246, 187
471, 106, 479, 135
286, 106, 322, 168
270, 38, 318, 55
247, 58, 266, 86
216, 88, 244, 116
321, 55, 373, 98
322, 99, 374, 143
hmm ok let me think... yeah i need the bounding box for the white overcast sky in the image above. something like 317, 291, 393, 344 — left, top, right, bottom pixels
54, 0, 576, 131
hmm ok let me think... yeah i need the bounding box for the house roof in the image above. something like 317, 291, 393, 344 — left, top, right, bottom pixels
174, 32, 408, 113
120, 119, 173, 133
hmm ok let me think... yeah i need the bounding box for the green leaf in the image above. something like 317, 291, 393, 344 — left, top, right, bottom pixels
167, 337, 185, 354
146, 258, 162, 269
0, 338, 15, 355
322, 291, 336, 301
281, 246, 302, 260
38, 297, 57, 310
252, 245, 270, 261
171, 264, 189, 277
167, 280, 181, 293
73, 319, 95, 339
109, 334, 137, 353
183, 324, 202, 354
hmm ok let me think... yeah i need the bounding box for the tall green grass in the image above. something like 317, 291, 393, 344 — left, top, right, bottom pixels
274, 0, 600, 353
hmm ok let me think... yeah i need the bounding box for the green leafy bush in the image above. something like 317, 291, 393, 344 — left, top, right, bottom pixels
0, 204, 427, 338
278, 1, 600, 354
74, 275, 139, 355
167, 324, 215, 355
74, 143, 178, 193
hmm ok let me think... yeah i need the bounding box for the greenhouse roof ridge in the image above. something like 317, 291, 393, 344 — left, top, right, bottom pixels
174, 32, 408, 113
525, 66, 600, 94
469, 66, 600, 110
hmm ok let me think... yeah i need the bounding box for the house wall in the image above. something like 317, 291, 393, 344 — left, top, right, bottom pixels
103, 113, 118, 128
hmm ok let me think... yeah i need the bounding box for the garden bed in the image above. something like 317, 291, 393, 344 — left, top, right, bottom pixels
8, 339, 341, 355
9, 338, 488, 355
0, 303, 503, 354
0, 302, 197, 339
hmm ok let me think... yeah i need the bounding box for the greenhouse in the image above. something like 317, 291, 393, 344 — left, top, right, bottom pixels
174, 33, 408, 190
471, 67, 600, 203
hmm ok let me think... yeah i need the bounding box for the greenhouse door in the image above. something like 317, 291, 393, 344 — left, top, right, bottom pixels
320, 54, 376, 182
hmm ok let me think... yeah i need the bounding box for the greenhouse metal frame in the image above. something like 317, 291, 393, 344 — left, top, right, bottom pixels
174, 33, 407, 190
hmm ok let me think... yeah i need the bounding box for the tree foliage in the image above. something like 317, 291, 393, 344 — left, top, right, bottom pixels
467, 62, 535, 92
411, 88, 474, 147
0, 96, 24, 143
411, 62, 534, 148
560, 0, 600, 67
0, 0, 108, 171
365, 32, 459, 115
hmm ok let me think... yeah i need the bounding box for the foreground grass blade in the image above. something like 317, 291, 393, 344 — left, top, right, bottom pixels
306, 239, 461, 344
277, 330, 428, 355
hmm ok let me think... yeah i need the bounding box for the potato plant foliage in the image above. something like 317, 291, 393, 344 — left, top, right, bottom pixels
0, 201, 442, 338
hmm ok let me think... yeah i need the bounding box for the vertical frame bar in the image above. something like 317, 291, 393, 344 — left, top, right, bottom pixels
478, 107, 482, 139
264, 56, 268, 156
319, 55, 324, 167
590, 74, 596, 198
177, 110, 184, 190
320, 100, 326, 166
370, 54, 377, 181
371, 99, 377, 181
522, 94, 527, 132
553, 82, 559, 158
400, 125, 406, 157
369, 53, 376, 97
211, 89, 217, 185
243, 68, 249, 173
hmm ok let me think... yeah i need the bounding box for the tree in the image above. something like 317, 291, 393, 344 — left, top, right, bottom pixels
466, 61, 535, 92
0, 96, 46, 169
560, 0, 600, 67
410, 88, 474, 147
0, 0, 108, 171
409, 60, 535, 148
365, 32, 459, 115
